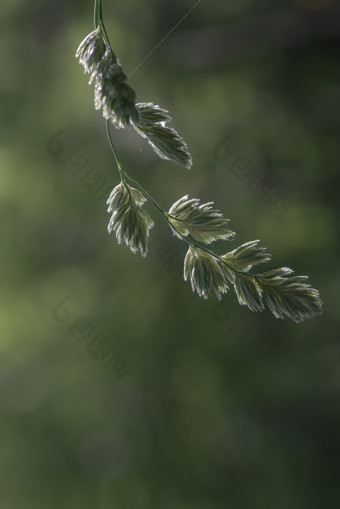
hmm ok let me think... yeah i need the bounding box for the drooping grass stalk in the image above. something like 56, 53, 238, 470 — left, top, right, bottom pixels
75, 0, 323, 322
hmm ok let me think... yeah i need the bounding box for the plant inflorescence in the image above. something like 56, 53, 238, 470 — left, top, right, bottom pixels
75, 0, 323, 323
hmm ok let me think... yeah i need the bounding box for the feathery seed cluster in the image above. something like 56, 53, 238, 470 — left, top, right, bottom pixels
76, 27, 139, 128
107, 183, 154, 257
75, 3, 323, 323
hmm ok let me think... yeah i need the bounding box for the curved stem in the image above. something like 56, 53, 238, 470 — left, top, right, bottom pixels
105, 121, 165, 216
94, 0, 113, 50
122, 170, 167, 219
106, 121, 122, 170
100, 19, 112, 49
94, 0, 100, 29
105, 124, 118, 165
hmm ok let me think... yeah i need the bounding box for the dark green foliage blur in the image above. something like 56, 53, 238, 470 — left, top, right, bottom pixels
1, 0, 339, 507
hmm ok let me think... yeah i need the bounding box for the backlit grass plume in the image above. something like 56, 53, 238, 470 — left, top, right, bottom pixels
75, 0, 323, 323
184, 246, 229, 300
107, 182, 154, 257
168, 195, 235, 243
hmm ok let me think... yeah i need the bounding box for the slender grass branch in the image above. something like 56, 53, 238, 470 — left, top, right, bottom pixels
75, 0, 323, 322
106, 122, 261, 280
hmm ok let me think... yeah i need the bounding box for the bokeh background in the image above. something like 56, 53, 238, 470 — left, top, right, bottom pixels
1, 0, 339, 507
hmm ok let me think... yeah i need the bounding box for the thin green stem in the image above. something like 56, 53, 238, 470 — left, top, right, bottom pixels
101, 20, 112, 49
105, 120, 125, 181
94, 0, 100, 29
105, 122, 190, 234
121, 170, 168, 219
94, 0, 112, 50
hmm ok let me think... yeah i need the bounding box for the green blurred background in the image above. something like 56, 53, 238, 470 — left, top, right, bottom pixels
1, 0, 339, 507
